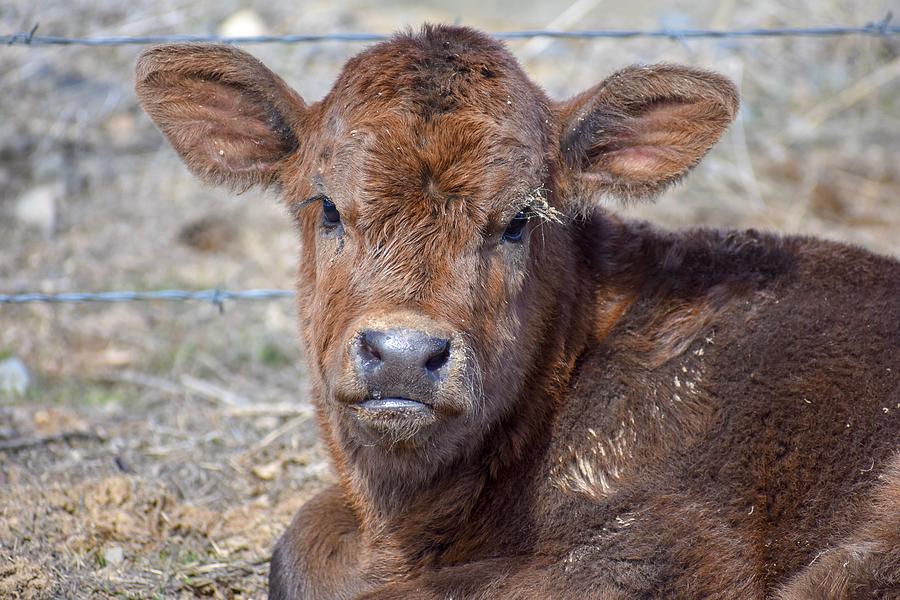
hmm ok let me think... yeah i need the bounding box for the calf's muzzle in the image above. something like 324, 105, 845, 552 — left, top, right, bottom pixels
354, 329, 452, 406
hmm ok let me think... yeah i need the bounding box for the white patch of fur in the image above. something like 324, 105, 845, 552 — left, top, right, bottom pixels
557, 449, 619, 501
554, 424, 634, 501
555, 333, 714, 503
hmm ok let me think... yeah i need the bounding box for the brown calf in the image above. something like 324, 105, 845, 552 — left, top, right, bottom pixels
135, 25, 899, 599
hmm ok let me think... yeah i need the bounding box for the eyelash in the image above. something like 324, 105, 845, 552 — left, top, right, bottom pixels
502, 210, 530, 243
295, 194, 342, 228
322, 197, 341, 226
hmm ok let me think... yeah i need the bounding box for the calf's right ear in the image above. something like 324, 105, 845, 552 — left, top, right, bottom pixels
135, 44, 306, 190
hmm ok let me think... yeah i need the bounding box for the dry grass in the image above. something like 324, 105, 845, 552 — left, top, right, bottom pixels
1, 0, 899, 597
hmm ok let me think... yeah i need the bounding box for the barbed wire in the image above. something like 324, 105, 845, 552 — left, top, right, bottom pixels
0, 289, 294, 312
3, 14, 897, 46
2, 14, 896, 314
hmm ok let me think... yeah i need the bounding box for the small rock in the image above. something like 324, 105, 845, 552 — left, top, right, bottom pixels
218, 9, 267, 38
104, 546, 124, 567
14, 184, 59, 233
252, 459, 282, 481
99, 347, 135, 368
0, 357, 30, 396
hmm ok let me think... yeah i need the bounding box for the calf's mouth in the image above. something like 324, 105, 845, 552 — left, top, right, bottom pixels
356, 396, 432, 413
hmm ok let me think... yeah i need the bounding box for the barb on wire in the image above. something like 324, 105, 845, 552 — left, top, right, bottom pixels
6, 23, 39, 45
2, 16, 898, 47
0, 289, 295, 308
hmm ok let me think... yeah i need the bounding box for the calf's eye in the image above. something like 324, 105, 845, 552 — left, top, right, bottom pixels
502, 210, 529, 243
322, 197, 341, 226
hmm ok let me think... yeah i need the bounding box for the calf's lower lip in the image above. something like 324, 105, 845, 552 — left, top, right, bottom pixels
356, 397, 431, 413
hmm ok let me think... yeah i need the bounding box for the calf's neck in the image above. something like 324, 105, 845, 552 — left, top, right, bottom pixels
135, 25, 899, 599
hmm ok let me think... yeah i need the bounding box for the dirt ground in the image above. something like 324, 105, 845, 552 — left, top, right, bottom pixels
1, 0, 898, 597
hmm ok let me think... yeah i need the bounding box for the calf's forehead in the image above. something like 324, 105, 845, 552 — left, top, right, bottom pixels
332, 112, 545, 217
311, 28, 553, 223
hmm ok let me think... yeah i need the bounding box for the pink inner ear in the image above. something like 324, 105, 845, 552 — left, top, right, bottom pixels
602, 145, 683, 180
589, 100, 725, 184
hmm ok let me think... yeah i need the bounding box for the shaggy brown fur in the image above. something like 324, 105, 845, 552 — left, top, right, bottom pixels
135, 25, 899, 599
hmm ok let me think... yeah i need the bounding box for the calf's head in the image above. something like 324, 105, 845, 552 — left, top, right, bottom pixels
136, 25, 737, 485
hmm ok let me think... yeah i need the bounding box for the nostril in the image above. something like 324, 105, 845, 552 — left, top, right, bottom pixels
424, 339, 451, 373
359, 331, 384, 364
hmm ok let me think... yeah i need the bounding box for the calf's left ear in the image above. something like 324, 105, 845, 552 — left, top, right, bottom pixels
556, 64, 738, 206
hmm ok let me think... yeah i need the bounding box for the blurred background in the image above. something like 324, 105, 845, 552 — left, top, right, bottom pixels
1, 0, 898, 597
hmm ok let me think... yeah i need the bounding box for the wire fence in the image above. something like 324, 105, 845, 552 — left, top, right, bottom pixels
0, 289, 294, 311
2, 14, 898, 46
2, 14, 897, 309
